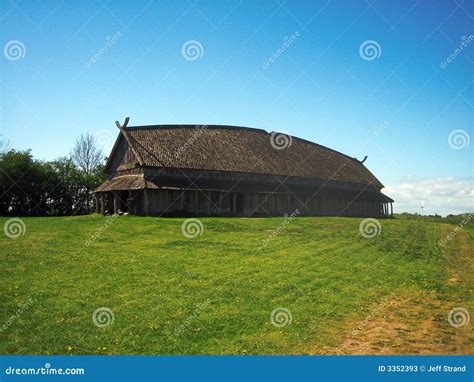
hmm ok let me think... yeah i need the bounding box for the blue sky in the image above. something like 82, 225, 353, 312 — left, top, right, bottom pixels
1, 0, 473, 215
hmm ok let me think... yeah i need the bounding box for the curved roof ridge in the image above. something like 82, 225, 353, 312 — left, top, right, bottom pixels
126, 124, 362, 163
126, 124, 269, 134
107, 123, 384, 188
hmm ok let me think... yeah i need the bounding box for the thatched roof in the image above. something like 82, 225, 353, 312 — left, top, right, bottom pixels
106, 125, 384, 188
94, 174, 158, 192
106, 125, 383, 188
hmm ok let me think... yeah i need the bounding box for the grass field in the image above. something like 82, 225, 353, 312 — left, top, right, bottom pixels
0, 214, 472, 355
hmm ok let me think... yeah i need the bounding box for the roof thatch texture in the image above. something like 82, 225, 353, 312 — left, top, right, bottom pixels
94, 174, 159, 192
114, 125, 383, 188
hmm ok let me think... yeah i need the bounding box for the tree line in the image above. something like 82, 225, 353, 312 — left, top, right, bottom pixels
0, 134, 107, 216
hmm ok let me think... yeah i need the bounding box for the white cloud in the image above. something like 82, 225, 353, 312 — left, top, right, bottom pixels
384, 177, 474, 216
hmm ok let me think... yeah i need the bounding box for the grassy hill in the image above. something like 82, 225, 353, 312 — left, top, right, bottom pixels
0, 214, 472, 355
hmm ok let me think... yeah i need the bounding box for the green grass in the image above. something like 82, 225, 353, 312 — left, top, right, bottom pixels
0, 214, 472, 355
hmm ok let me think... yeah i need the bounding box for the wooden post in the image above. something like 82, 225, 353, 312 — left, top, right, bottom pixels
180, 191, 184, 211
100, 193, 105, 215
95, 193, 100, 214
390, 202, 393, 217
143, 189, 149, 215
113, 192, 119, 214
127, 190, 133, 214
207, 191, 212, 215
164, 190, 169, 213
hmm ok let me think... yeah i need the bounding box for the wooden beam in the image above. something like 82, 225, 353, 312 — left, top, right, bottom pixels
180, 191, 184, 211
208, 191, 212, 215
100, 193, 105, 215
115, 117, 144, 166
95, 193, 100, 214
113, 192, 119, 214
143, 189, 149, 216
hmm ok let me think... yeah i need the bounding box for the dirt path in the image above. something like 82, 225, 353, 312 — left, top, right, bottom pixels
319, 225, 473, 355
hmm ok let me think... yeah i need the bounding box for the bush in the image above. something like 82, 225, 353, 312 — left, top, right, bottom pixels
0, 150, 105, 216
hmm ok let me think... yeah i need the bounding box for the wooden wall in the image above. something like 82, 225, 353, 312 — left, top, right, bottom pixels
143, 166, 382, 194
130, 189, 390, 218
106, 136, 138, 176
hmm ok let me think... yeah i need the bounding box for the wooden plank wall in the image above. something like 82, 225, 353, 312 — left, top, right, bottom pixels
107, 137, 138, 176
135, 189, 389, 218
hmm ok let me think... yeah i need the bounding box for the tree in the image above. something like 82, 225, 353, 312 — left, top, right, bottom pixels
0, 151, 106, 216
0, 135, 106, 216
70, 133, 103, 175
70, 133, 105, 212
45, 157, 84, 215
0, 150, 49, 215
